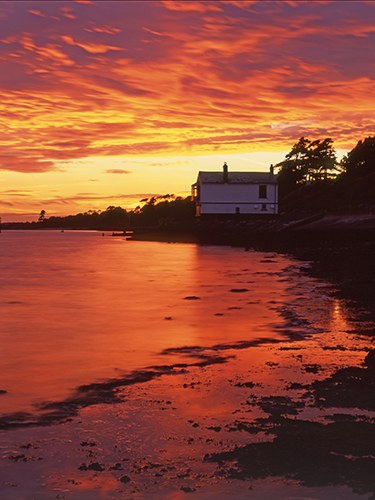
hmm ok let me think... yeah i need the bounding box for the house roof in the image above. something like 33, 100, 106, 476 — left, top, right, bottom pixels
197, 171, 277, 184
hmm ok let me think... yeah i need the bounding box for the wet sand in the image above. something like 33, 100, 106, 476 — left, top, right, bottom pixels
1, 232, 374, 499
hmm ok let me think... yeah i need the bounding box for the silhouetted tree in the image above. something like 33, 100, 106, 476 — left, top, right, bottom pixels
133, 195, 194, 226
340, 137, 375, 178
38, 210, 46, 222
276, 137, 337, 195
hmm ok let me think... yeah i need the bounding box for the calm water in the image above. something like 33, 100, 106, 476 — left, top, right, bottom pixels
0, 230, 302, 414
0, 231, 373, 499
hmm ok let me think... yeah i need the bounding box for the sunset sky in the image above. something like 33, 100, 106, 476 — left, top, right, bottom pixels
1, 0, 374, 221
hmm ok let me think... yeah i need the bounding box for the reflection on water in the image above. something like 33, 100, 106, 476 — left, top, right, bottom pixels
0, 231, 302, 414
0, 231, 374, 499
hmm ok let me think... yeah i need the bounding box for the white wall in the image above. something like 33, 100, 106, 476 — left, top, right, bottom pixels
198, 182, 278, 214
199, 203, 277, 214
200, 183, 277, 202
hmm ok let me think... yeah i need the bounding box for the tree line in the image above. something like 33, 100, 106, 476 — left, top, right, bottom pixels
23, 194, 195, 231
275, 135, 375, 214
3, 135, 374, 230
276, 136, 375, 194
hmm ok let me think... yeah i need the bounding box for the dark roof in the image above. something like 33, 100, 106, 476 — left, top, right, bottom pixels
197, 171, 277, 184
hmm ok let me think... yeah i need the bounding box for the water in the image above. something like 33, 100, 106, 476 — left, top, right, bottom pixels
0, 231, 374, 499
0, 230, 302, 414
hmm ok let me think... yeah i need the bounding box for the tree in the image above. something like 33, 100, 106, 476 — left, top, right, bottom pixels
275, 137, 337, 195
38, 210, 46, 222
305, 138, 337, 182
340, 136, 375, 178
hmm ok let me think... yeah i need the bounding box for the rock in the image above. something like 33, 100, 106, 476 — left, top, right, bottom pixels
78, 462, 104, 471
180, 486, 196, 493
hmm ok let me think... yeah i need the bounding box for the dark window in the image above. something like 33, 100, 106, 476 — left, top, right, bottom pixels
235, 207, 240, 214
259, 185, 267, 198
261, 203, 267, 211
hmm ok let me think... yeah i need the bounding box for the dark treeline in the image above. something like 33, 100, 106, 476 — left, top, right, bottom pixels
5, 195, 195, 231
3, 136, 375, 231
276, 136, 375, 216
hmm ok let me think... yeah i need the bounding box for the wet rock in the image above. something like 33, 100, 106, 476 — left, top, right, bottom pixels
234, 381, 257, 388
230, 288, 249, 293
227, 421, 263, 434
180, 486, 196, 493
322, 345, 347, 351
109, 463, 123, 470
324, 414, 366, 423
207, 426, 221, 432
183, 296, 201, 300
80, 441, 96, 447
19, 443, 35, 449
78, 462, 104, 471
120, 475, 131, 484
286, 382, 310, 390
312, 351, 375, 411
0, 389, 7, 395
205, 417, 375, 495
8, 454, 26, 462
303, 364, 321, 374
257, 396, 305, 416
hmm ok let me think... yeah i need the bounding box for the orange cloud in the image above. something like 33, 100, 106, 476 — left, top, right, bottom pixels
60, 6, 76, 20
85, 25, 122, 35
61, 35, 123, 54
28, 9, 46, 18
160, 1, 222, 13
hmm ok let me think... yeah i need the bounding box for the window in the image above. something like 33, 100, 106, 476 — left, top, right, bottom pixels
235, 207, 240, 214
259, 185, 267, 199
261, 203, 267, 211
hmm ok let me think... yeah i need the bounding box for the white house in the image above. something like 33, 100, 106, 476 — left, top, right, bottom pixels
191, 163, 278, 217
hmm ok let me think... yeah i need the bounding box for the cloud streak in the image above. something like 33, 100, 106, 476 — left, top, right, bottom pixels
105, 169, 132, 174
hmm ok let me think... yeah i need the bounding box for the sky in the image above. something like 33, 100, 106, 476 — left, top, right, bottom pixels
1, 0, 374, 221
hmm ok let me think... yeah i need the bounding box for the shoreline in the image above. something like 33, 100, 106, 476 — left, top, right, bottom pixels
1, 228, 375, 498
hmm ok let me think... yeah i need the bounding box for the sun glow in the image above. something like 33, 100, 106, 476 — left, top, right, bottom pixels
0, 1, 374, 219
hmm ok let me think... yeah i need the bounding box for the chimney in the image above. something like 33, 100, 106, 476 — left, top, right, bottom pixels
270, 164, 274, 175
223, 162, 228, 183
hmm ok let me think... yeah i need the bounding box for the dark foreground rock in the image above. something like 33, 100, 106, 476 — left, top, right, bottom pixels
311, 350, 375, 411
206, 416, 375, 496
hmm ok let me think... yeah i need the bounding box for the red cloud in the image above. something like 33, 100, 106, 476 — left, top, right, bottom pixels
0, 154, 55, 173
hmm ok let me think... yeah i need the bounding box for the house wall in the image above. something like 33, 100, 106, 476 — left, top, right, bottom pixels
198, 183, 278, 215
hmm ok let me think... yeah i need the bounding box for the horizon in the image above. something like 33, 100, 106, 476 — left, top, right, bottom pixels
1, 1, 374, 220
